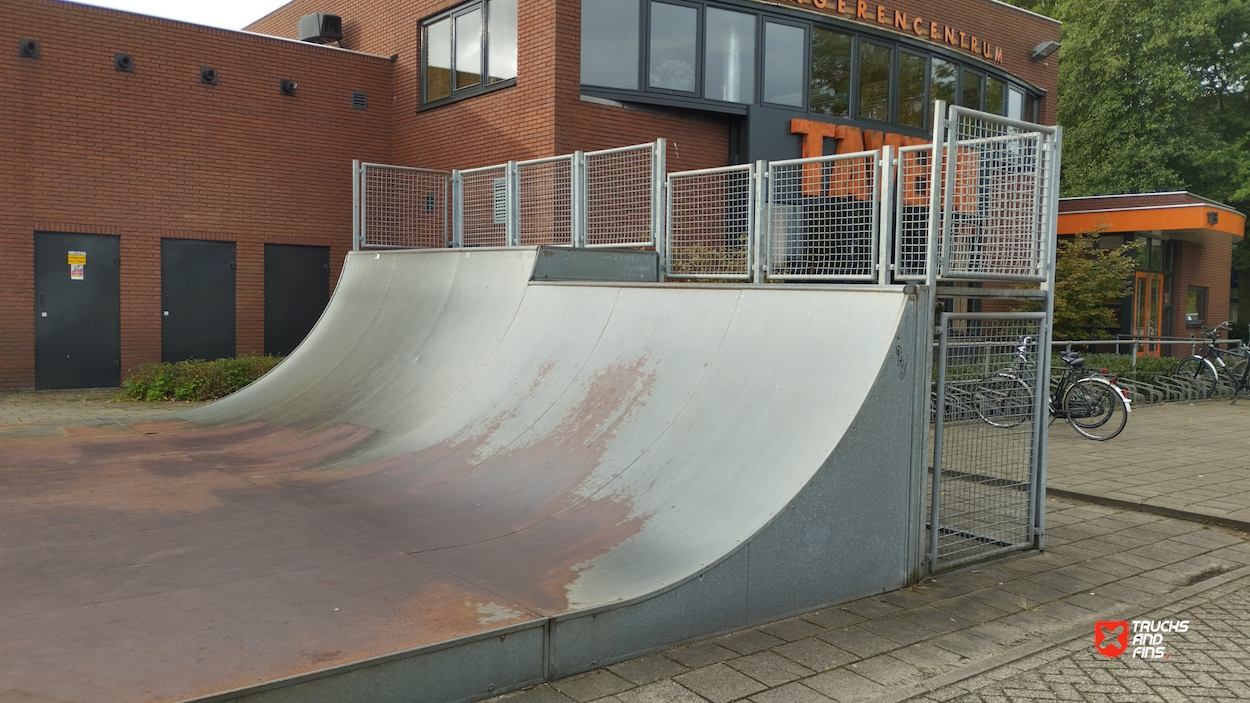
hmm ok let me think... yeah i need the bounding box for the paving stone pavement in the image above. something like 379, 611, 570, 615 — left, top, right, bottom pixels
0, 388, 202, 428
1047, 400, 1250, 526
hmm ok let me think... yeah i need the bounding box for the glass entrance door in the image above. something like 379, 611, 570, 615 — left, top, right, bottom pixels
1134, 271, 1164, 356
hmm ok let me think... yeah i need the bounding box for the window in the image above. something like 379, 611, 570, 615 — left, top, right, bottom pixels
810, 27, 851, 117
985, 76, 1004, 115
422, 0, 516, 106
858, 42, 891, 122
960, 68, 981, 109
1007, 87, 1024, 120
931, 57, 956, 113
1187, 286, 1208, 327
704, 8, 755, 103
897, 52, 926, 128
649, 2, 698, 92
763, 23, 804, 107
582, 0, 639, 89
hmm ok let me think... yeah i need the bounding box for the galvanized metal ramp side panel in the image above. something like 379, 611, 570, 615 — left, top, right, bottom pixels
548, 298, 920, 676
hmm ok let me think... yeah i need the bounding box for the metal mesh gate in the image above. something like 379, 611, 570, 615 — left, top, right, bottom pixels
930, 312, 1046, 569
665, 164, 755, 280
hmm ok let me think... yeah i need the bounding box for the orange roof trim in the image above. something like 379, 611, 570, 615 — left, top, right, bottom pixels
1057, 204, 1245, 239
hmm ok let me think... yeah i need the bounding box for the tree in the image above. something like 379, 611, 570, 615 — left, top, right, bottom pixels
1047, 229, 1140, 340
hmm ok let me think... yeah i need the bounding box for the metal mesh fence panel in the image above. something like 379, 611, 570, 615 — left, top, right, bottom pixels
666, 165, 753, 280
893, 144, 939, 281
585, 144, 656, 248
517, 156, 573, 246
360, 165, 449, 248
461, 165, 509, 248
942, 108, 1052, 281
930, 313, 1044, 569
766, 152, 878, 281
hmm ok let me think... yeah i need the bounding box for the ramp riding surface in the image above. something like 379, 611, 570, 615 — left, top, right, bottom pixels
0, 248, 924, 703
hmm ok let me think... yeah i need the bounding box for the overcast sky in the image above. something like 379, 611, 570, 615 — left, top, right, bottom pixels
76, 0, 294, 31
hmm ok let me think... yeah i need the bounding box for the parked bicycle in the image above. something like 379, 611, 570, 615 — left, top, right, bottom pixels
1172, 321, 1250, 403
974, 336, 1132, 440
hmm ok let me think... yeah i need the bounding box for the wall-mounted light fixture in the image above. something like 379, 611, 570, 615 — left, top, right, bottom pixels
279, 79, 298, 96
19, 39, 40, 59
200, 66, 218, 85
1208, 211, 1220, 226
1031, 41, 1061, 60
115, 53, 134, 72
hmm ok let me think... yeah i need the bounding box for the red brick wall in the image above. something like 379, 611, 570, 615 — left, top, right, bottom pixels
1173, 240, 1233, 338
1, 0, 393, 390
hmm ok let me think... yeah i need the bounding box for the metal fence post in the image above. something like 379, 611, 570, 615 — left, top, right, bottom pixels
926, 101, 946, 289
1032, 125, 1062, 552
878, 146, 894, 286
352, 159, 361, 251
663, 172, 673, 279
754, 160, 766, 284
451, 170, 464, 248
571, 151, 586, 248
930, 314, 949, 571
653, 138, 666, 250
506, 160, 519, 246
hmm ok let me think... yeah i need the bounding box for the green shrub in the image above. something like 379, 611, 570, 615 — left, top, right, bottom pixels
1053, 352, 1180, 385
121, 355, 283, 402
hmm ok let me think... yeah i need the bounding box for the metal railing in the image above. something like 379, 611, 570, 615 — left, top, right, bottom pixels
665, 163, 756, 281
355, 140, 665, 252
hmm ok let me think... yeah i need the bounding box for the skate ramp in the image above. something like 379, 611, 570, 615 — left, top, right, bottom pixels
0, 248, 924, 703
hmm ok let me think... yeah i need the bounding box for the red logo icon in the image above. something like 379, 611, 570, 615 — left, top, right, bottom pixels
1096, 620, 1129, 658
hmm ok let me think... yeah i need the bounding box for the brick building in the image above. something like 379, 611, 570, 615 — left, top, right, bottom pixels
7, 0, 1068, 389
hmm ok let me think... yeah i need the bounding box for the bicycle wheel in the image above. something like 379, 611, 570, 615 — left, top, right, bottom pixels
974, 373, 1033, 428
1063, 378, 1128, 441
1230, 356, 1250, 400
1173, 357, 1217, 398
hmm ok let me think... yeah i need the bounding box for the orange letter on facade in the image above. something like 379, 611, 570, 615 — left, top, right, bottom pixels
857, 1, 867, 18
877, 5, 886, 23
970, 36, 978, 53
959, 31, 968, 49
931, 21, 939, 39
994, 47, 1003, 63
895, 11, 906, 29
838, 0, 847, 11
945, 26, 956, 44
914, 17, 925, 35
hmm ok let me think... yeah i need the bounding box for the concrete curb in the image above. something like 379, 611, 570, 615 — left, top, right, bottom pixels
1047, 487, 1250, 535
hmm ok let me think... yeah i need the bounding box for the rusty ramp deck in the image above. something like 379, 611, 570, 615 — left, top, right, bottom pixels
0, 248, 926, 703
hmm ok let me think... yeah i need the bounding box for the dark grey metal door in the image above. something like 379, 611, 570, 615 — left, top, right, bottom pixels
34, 232, 121, 388
265, 244, 330, 356
162, 239, 236, 362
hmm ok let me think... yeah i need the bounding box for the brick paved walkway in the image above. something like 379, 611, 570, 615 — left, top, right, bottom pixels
0, 389, 202, 429
1047, 400, 1250, 526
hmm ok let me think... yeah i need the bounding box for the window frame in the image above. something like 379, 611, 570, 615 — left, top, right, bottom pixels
895, 49, 929, 130
645, 0, 705, 97
419, 0, 517, 111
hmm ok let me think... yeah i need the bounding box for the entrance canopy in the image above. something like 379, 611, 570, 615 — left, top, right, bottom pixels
1058, 191, 1246, 245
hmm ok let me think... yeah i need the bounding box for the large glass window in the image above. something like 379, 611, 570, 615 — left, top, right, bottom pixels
455, 10, 482, 89
931, 57, 956, 114
985, 76, 1004, 115
487, 0, 517, 84
858, 42, 891, 122
426, 19, 452, 101
1007, 87, 1024, 120
961, 68, 982, 109
704, 8, 755, 103
1187, 286, 1208, 327
649, 2, 698, 92
422, 0, 517, 105
763, 22, 803, 106
897, 52, 926, 128
810, 27, 851, 117
582, 0, 639, 89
